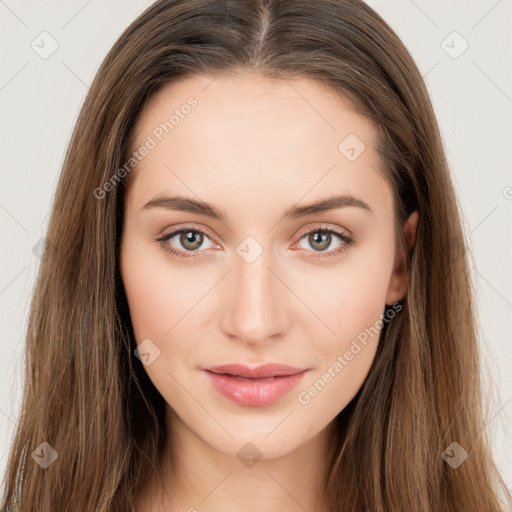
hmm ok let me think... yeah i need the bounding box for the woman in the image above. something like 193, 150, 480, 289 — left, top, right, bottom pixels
1, 0, 510, 511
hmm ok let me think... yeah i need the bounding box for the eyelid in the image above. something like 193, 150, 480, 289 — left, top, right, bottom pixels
293, 222, 352, 241
158, 223, 220, 245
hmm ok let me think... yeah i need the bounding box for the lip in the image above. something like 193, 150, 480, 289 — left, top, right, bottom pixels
202, 363, 309, 407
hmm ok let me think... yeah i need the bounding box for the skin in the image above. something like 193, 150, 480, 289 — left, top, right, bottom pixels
120, 72, 419, 512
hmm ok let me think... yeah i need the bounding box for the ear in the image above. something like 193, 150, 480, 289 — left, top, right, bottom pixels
385, 210, 419, 305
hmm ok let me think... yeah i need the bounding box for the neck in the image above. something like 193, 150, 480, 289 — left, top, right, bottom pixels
137, 405, 337, 512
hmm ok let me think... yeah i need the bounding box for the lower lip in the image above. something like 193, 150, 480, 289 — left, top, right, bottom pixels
203, 370, 308, 407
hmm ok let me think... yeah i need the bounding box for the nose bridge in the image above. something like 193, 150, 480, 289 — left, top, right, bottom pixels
220, 238, 288, 344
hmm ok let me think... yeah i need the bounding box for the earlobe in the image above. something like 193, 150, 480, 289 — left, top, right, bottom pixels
385, 210, 419, 305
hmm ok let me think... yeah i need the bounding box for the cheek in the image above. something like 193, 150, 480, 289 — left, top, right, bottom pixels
120, 237, 200, 342
121, 260, 168, 343
295, 283, 385, 420
120, 241, 199, 405
293, 253, 393, 413
295, 255, 392, 344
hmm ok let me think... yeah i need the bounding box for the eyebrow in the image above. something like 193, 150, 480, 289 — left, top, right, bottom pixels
141, 194, 373, 221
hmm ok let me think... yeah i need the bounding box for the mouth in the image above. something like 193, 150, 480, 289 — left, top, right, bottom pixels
202, 363, 309, 407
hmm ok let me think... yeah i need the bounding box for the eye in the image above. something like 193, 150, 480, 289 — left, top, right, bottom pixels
155, 227, 218, 261
293, 225, 354, 259
155, 224, 354, 261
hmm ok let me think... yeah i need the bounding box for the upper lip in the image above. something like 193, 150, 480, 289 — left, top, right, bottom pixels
203, 363, 308, 379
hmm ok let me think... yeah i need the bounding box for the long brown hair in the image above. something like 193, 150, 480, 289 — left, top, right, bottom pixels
2, 1, 510, 510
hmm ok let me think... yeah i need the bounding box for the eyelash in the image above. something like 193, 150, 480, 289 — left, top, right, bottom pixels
155, 224, 354, 262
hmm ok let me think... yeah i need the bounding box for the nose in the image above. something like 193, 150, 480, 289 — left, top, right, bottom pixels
219, 246, 290, 347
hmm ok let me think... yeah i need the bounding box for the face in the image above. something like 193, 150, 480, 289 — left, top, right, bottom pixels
120, 72, 414, 460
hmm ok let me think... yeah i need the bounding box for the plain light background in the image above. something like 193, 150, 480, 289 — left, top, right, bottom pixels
1, 0, 511, 499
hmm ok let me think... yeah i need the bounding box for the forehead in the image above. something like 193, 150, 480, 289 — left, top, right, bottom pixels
125, 72, 391, 219
132, 72, 376, 151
